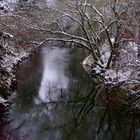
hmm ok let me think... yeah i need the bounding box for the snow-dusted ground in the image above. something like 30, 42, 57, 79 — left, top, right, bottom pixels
0, 0, 18, 10
82, 41, 140, 86
0, 96, 8, 106
0, 42, 31, 105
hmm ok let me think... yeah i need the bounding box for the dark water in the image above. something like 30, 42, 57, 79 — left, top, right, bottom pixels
2, 46, 140, 140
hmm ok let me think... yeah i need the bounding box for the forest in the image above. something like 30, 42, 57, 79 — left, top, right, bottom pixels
0, 0, 140, 140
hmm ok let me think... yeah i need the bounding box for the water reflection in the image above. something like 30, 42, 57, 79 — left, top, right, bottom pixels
4, 46, 140, 140
37, 47, 69, 103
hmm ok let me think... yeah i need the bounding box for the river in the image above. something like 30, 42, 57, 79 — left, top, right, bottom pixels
5, 45, 94, 140
0, 0, 140, 140
0, 44, 138, 140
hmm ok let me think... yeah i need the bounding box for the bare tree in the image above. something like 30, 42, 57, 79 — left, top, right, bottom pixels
0, 0, 138, 69
29, 0, 129, 70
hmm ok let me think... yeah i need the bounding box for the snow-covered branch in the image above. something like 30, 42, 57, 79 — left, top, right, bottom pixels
37, 37, 91, 51
83, 4, 103, 19
27, 26, 91, 43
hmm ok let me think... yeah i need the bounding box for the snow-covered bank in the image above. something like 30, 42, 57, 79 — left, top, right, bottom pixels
0, 0, 17, 12
82, 41, 140, 87
0, 41, 33, 104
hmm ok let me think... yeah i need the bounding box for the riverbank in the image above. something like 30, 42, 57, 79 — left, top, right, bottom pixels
0, 41, 37, 104
83, 40, 140, 84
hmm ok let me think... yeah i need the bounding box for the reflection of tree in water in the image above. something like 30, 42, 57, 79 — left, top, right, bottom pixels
6, 47, 140, 140
49, 82, 140, 140
0, 104, 7, 139
0, 104, 23, 140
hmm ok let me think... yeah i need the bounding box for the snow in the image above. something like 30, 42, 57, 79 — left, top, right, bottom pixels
82, 40, 140, 85
0, 42, 31, 93
104, 69, 117, 80
0, 0, 18, 12
0, 96, 8, 106
3, 48, 28, 68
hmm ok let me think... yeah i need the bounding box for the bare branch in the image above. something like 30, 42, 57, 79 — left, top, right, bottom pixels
83, 4, 104, 20
37, 37, 91, 51
27, 26, 90, 43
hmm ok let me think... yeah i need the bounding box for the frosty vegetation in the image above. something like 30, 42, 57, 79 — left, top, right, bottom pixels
30, 0, 139, 85
0, 0, 140, 102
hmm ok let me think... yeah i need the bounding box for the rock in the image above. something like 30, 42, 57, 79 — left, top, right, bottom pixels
82, 54, 94, 74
